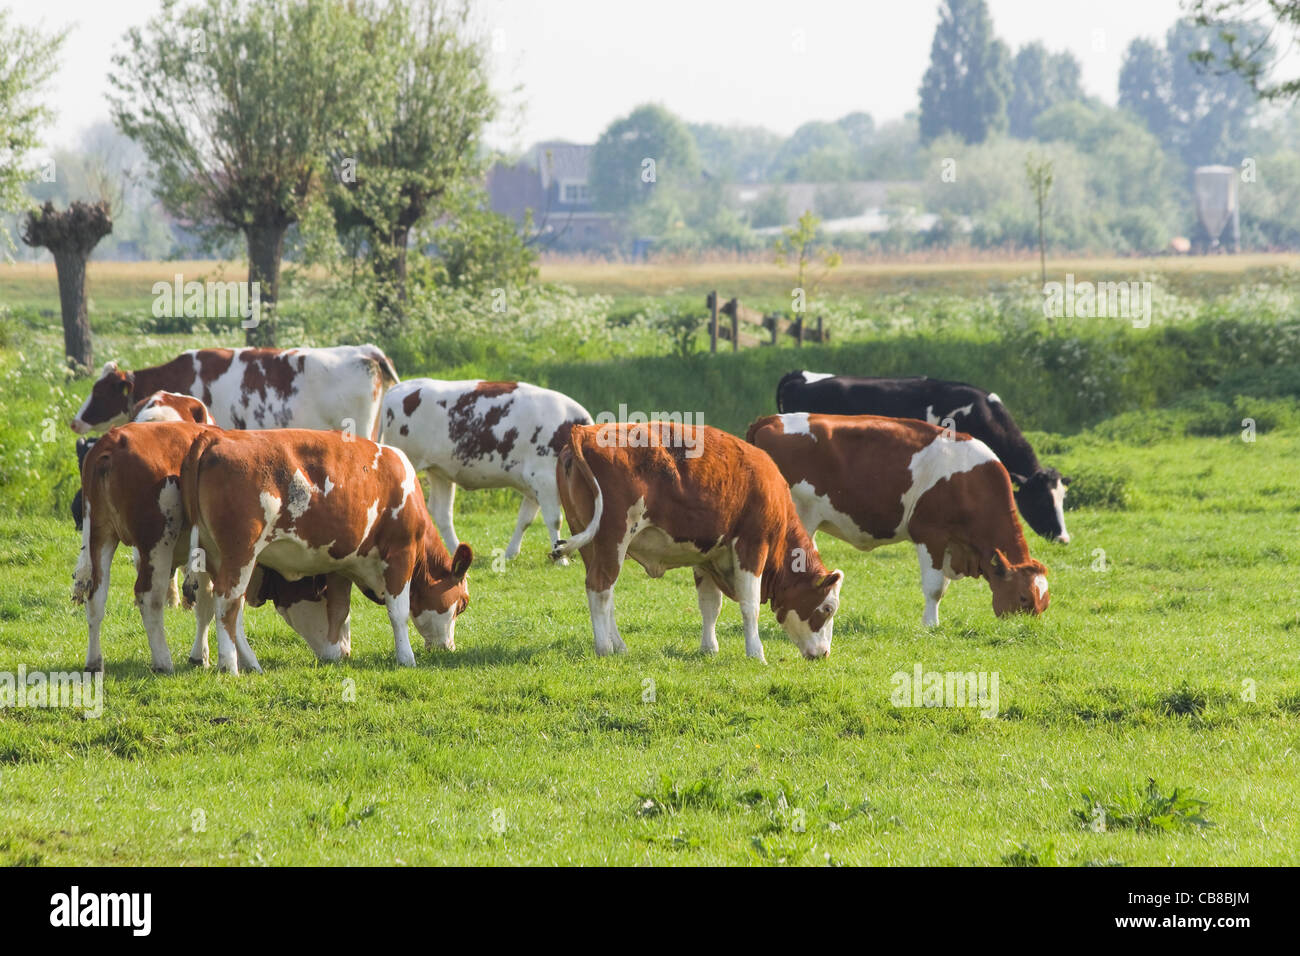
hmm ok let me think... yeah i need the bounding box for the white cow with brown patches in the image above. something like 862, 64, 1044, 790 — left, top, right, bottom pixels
70, 345, 399, 439
180, 428, 472, 674
380, 379, 593, 564
748, 413, 1049, 626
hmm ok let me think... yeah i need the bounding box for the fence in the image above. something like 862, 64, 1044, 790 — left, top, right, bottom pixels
705, 291, 828, 353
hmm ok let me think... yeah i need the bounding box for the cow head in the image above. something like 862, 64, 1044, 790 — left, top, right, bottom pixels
775, 569, 844, 659
986, 549, 1050, 617
71, 362, 134, 434
70, 436, 98, 530
411, 543, 473, 651
1010, 468, 1072, 544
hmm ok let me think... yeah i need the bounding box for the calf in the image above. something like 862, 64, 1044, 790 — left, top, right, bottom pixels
775, 371, 1071, 543
551, 422, 844, 662
381, 379, 593, 563
748, 413, 1049, 626
71, 391, 214, 534
71, 421, 354, 672
181, 429, 472, 673
70, 345, 399, 439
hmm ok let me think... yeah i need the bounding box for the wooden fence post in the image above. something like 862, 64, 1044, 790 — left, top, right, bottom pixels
711, 292, 719, 354
817, 315, 823, 343
731, 298, 739, 353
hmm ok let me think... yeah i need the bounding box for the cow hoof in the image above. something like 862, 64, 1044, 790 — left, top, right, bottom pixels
396, 654, 416, 668
84, 657, 103, 673
549, 542, 568, 562
188, 656, 209, 668
150, 664, 175, 675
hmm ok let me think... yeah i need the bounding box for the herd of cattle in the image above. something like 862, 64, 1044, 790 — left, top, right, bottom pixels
66, 345, 1068, 673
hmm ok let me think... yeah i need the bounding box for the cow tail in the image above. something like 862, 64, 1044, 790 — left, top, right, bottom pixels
549, 435, 603, 561
179, 430, 221, 530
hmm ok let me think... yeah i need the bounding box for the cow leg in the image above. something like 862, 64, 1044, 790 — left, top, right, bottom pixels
167, 569, 181, 608
425, 471, 458, 552
533, 482, 569, 566
78, 540, 117, 673
917, 544, 950, 627
505, 495, 540, 560
188, 572, 214, 667
322, 573, 352, 661
213, 564, 255, 674
586, 586, 626, 656
735, 570, 767, 664
135, 543, 176, 674
385, 582, 418, 667
695, 570, 723, 655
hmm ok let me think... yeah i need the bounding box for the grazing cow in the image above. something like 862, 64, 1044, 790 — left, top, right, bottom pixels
775, 371, 1072, 543
71, 421, 354, 672
747, 413, 1049, 626
180, 429, 472, 673
551, 422, 844, 662
69, 345, 399, 439
380, 379, 593, 563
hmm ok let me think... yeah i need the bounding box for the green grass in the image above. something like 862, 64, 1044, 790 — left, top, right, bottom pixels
0, 426, 1297, 865
2, 260, 1299, 865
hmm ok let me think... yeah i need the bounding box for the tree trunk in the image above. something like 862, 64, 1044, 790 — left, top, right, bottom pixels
369, 225, 410, 328
245, 222, 287, 347
52, 250, 93, 370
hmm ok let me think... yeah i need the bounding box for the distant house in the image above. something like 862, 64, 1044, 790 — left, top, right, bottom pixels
487, 142, 620, 251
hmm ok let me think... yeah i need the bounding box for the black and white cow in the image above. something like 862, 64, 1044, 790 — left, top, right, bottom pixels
380, 379, 593, 563
775, 371, 1071, 543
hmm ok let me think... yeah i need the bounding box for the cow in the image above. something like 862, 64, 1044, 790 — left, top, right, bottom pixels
180, 428, 473, 674
775, 371, 1072, 544
380, 379, 593, 564
71, 421, 354, 672
747, 413, 1050, 627
550, 421, 844, 662
69, 345, 399, 440
71, 391, 215, 535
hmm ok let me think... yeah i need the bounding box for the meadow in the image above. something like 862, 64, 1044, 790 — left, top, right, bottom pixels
0, 257, 1298, 865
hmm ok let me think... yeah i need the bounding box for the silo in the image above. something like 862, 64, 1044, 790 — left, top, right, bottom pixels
1193, 165, 1240, 252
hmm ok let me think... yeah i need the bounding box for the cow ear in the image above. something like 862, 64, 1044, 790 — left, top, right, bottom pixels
1008, 472, 1028, 488
450, 543, 473, 580
990, 549, 1013, 578
1062, 475, 1073, 486
817, 570, 843, 591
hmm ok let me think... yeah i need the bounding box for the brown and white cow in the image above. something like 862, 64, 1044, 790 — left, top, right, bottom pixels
747, 413, 1049, 626
71, 421, 354, 672
180, 429, 472, 673
130, 390, 216, 425
380, 379, 593, 564
551, 422, 844, 662
69, 345, 399, 439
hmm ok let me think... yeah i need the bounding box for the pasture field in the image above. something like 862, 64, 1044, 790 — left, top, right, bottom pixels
1, 258, 1298, 865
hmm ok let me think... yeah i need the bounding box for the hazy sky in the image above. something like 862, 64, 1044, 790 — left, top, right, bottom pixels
12, 0, 1187, 153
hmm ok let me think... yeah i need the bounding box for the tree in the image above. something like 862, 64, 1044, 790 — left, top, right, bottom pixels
918, 0, 1011, 144
1024, 154, 1053, 289
1118, 38, 1174, 141
22, 201, 112, 369
687, 122, 782, 182
590, 104, 700, 211
771, 120, 854, 181
0, 11, 65, 253
1188, 0, 1300, 102
1010, 44, 1085, 138
774, 211, 841, 320
1118, 21, 1266, 168
109, 0, 380, 345
335, 0, 495, 318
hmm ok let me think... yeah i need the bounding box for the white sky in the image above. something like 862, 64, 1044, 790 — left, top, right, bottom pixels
10, 0, 1188, 153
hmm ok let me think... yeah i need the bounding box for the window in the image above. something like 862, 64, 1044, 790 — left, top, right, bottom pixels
561, 181, 590, 204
